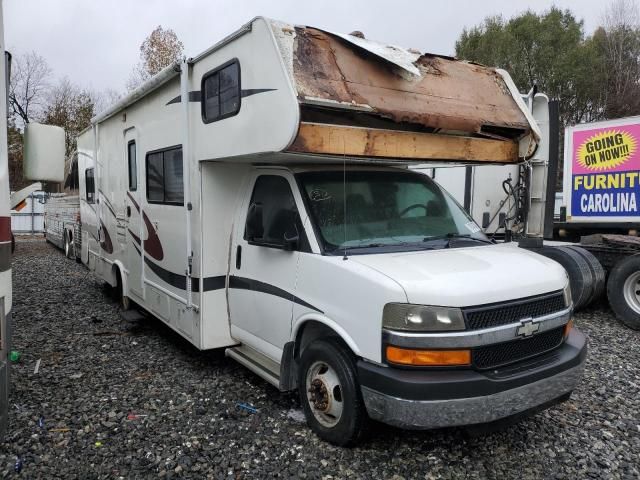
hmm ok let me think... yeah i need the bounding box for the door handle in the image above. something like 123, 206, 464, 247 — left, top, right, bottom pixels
126, 206, 131, 217
236, 245, 242, 270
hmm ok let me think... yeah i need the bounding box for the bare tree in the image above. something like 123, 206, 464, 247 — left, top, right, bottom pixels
600, 0, 640, 118
94, 88, 123, 115
127, 26, 184, 91
7, 117, 27, 190
8, 51, 52, 125
43, 77, 97, 159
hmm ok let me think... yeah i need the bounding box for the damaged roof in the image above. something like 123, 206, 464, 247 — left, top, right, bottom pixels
269, 20, 539, 157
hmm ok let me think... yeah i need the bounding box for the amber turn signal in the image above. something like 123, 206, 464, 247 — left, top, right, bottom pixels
386, 346, 471, 366
563, 319, 573, 338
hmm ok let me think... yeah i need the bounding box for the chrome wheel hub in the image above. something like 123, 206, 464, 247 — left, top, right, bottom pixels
305, 361, 344, 427
623, 271, 640, 314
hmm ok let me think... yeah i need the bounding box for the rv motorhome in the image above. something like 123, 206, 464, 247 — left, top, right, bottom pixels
76, 18, 587, 445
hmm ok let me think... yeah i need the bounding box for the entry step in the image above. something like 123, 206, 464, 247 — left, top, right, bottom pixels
225, 345, 281, 389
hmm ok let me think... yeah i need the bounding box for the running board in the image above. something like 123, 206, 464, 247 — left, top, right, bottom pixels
225, 345, 281, 389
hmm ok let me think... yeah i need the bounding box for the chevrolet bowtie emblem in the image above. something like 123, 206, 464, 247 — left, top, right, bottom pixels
516, 319, 539, 337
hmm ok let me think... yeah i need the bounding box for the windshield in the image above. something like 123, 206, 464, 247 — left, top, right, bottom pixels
297, 170, 489, 254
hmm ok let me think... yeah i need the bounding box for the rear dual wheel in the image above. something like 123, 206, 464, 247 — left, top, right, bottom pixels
534, 246, 593, 309
608, 255, 640, 330
533, 246, 605, 310
298, 339, 367, 446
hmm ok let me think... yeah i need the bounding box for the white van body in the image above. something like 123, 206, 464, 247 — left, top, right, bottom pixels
76, 18, 586, 444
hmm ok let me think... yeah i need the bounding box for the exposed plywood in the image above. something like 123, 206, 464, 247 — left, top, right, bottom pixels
292, 28, 530, 140
288, 123, 519, 163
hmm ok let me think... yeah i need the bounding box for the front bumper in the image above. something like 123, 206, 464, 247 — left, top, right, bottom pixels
359, 329, 587, 430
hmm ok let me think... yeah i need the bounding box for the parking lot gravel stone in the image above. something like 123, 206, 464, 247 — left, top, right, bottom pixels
0, 239, 638, 479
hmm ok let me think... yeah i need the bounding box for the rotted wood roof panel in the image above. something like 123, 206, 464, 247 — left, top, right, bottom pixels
292, 27, 531, 140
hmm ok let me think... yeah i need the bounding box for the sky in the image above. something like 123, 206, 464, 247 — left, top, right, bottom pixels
5, 0, 609, 94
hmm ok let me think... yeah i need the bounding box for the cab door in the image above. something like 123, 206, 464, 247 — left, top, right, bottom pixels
228, 173, 304, 361
124, 129, 143, 298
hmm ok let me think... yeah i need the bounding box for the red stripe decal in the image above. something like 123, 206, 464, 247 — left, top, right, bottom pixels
0, 217, 11, 242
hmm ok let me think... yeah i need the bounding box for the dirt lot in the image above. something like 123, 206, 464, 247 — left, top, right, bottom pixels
0, 239, 639, 479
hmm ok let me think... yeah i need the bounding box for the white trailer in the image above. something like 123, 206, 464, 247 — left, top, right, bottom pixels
44, 194, 80, 258
76, 18, 586, 445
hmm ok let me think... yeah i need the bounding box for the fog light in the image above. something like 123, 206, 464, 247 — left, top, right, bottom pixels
563, 319, 573, 338
386, 346, 471, 366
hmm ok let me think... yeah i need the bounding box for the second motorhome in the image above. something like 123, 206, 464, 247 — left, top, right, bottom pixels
76, 18, 586, 445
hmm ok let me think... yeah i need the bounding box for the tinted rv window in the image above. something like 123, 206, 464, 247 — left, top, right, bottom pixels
145, 146, 183, 205
128, 140, 137, 191
85, 168, 95, 204
164, 148, 184, 204
202, 60, 240, 123
147, 152, 164, 203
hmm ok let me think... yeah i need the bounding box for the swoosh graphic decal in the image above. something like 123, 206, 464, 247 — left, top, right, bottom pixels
99, 220, 114, 254
130, 246, 320, 311
127, 191, 140, 211
126, 192, 164, 261
98, 190, 117, 218
132, 243, 223, 293
229, 276, 322, 313
165, 88, 277, 105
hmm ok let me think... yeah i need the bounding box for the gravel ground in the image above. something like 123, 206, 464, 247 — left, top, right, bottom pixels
0, 239, 638, 479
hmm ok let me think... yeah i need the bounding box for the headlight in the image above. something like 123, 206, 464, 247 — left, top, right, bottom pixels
382, 304, 465, 332
563, 282, 572, 307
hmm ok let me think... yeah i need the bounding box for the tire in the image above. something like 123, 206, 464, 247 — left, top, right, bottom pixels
565, 246, 606, 306
607, 254, 640, 330
64, 233, 72, 259
534, 246, 594, 311
297, 338, 367, 446
114, 269, 130, 310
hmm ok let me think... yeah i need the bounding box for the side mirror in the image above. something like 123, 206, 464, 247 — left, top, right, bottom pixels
246, 202, 264, 240
23, 123, 66, 182
283, 230, 299, 251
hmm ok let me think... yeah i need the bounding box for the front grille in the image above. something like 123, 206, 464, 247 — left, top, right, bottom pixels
464, 292, 566, 330
472, 327, 565, 370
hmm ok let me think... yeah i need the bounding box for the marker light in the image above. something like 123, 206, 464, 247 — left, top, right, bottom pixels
563, 319, 573, 338
386, 346, 471, 366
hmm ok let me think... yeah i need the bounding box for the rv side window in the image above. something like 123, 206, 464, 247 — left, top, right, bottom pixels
145, 146, 184, 205
201, 59, 240, 123
128, 140, 137, 191
85, 168, 95, 204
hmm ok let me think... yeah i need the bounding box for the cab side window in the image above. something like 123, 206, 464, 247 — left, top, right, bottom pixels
244, 175, 309, 251
85, 168, 95, 204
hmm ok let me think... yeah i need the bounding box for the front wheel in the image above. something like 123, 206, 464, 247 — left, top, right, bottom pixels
297, 338, 367, 446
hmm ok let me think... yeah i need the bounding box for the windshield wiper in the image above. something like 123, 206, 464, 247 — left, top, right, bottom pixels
331, 242, 439, 253
339, 242, 402, 250
424, 233, 493, 247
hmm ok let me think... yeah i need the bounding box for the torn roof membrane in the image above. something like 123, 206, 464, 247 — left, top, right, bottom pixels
320, 29, 423, 77
268, 19, 539, 158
